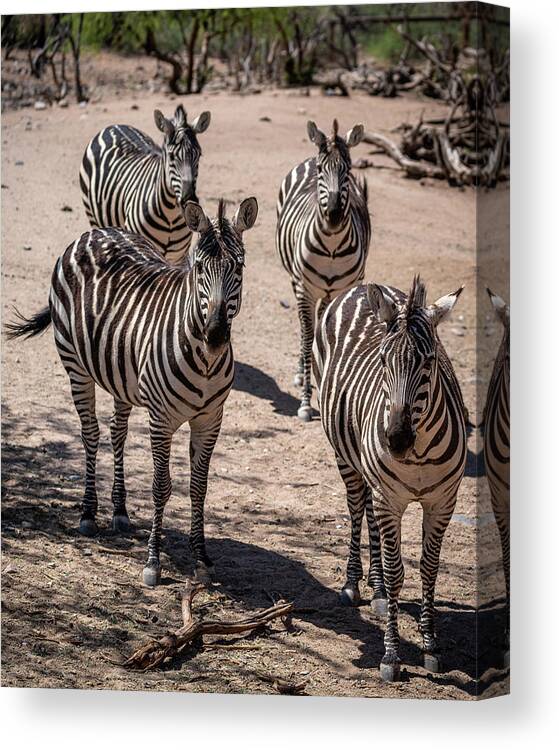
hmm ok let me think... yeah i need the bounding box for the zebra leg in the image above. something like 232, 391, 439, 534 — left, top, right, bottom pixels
376, 496, 405, 682
336, 461, 366, 607
110, 399, 133, 533
70, 375, 100, 537
143, 419, 173, 587
419, 498, 455, 673
365, 489, 387, 615
294, 288, 315, 422
189, 410, 223, 582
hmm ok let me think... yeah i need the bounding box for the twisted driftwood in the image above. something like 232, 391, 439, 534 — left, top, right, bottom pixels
124, 579, 294, 672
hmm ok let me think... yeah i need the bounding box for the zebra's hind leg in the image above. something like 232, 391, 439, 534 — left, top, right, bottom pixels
365, 489, 387, 615
110, 399, 133, 533
337, 461, 366, 607
375, 495, 405, 681
143, 418, 173, 587
294, 288, 314, 422
418, 497, 455, 673
188, 410, 223, 583
70, 375, 100, 537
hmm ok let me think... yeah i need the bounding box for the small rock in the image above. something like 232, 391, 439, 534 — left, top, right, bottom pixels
1, 184, 8, 189
450, 327, 465, 337
82, 548, 93, 556
67, 474, 80, 481
79, 100, 88, 108
34, 100, 47, 110
15, 160, 24, 166
23, 245, 32, 251
297, 107, 307, 115
279, 299, 290, 309
61, 205, 73, 212
259, 115, 271, 122
58, 99, 69, 108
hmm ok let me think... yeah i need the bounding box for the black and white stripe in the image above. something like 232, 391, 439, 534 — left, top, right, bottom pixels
276, 119, 371, 421
483, 288, 510, 661
79, 105, 211, 264
7, 197, 258, 587
313, 277, 467, 681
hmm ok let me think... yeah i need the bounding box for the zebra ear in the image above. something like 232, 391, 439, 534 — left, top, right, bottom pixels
307, 121, 327, 149
367, 284, 398, 324
346, 124, 364, 148
191, 111, 211, 134
154, 109, 175, 139
174, 105, 187, 128
487, 288, 509, 328
429, 286, 464, 326
183, 202, 210, 233
233, 197, 258, 234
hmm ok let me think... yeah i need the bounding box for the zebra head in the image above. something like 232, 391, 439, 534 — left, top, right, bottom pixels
184, 197, 258, 359
367, 276, 464, 459
154, 105, 211, 209
307, 119, 364, 230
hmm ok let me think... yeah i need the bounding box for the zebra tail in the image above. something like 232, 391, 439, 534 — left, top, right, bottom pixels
5, 306, 52, 341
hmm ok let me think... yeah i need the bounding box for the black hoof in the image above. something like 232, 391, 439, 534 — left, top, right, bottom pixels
112, 514, 132, 533
423, 652, 443, 673
195, 561, 215, 585
142, 563, 161, 587
380, 657, 401, 682
79, 518, 98, 537
370, 595, 388, 617
339, 586, 360, 607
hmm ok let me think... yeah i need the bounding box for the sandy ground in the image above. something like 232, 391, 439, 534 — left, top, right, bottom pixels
1, 80, 509, 699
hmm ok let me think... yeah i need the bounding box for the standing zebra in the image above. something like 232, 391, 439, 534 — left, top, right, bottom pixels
483, 289, 510, 666
313, 277, 467, 681
6, 197, 258, 586
276, 119, 371, 421
80, 104, 211, 264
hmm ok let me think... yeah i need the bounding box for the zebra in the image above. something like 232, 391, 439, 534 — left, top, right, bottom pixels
313, 276, 467, 681
6, 197, 258, 587
483, 288, 510, 666
276, 118, 371, 421
79, 104, 211, 264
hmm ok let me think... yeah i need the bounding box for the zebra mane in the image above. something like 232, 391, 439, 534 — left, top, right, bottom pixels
404, 275, 427, 321
332, 119, 339, 137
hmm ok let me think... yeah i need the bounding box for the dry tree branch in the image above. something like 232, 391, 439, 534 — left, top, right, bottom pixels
124, 579, 294, 672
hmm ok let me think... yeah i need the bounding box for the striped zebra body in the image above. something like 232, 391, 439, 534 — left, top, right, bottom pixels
9, 198, 258, 586
79, 105, 210, 264
276, 119, 370, 421
483, 289, 510, 658
313, 278, 466, 681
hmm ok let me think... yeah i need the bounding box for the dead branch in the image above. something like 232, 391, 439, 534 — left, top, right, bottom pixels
124, 579, 294, 672
252, 669, 308, 695
361, 131, 446, 180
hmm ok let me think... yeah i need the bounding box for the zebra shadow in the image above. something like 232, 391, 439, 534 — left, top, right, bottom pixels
234, 361, 313, 418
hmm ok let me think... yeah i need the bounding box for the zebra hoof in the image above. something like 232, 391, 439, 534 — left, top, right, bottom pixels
142, 564, 162, 587
112, 514, 132, 533
297, 406, 312, 422
293, 373, 304, 387
195, 561, 215, 585
423, 652, 443, 673
370, 595, 388, 617
79, 518, 98, 537
339, 586, 360, 607
380, 657, 401, 683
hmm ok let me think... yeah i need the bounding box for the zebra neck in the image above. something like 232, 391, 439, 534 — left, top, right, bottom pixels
154, 156, 179, 219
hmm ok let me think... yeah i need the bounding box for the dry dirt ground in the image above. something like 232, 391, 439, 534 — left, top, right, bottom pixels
2, 71, 509, 699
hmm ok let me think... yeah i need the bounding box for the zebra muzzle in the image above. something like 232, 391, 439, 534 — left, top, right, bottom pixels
386, 406, 415, 458
204, 300, 230, 354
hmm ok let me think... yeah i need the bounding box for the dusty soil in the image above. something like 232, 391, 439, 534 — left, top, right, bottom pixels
1, 69, 509, 698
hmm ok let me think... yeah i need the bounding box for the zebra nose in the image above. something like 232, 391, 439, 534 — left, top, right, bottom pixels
326, 192, 342, 224
204, 300, 229, 353
387, 406, 414, 457
181, 182, 197, 206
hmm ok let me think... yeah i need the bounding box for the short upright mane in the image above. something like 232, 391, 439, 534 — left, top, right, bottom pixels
404, 275, 427, 320
217, 198, 226, 231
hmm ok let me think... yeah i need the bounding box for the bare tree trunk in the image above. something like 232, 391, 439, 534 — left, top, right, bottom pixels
185, 15, 200, 95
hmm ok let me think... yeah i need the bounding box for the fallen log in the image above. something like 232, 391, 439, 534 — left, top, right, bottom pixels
361, 131, 446, 180
124, 579, 294, 672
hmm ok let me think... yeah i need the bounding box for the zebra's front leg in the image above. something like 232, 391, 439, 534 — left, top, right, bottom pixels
110, 399, 133, 533
189, 410, 223, 583
376, 496, 405, 682
337, 462, 367, 607
419, 498, 455, 673
365, 489, 387, 615
143, 419, 173, 587
71, 376, 100, 537
295, 288, 315, 422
